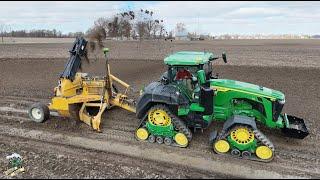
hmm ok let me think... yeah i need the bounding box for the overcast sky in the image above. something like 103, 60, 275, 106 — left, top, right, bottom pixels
0, 1, 319, 35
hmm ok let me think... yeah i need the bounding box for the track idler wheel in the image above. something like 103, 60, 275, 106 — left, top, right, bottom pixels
136, 128, 149, 141
214, 139, 230, 154
255, 146, 273, 160
174, 133, 188, 147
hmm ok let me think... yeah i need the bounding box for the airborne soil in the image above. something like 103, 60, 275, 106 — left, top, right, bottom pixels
0, 39, 319, 178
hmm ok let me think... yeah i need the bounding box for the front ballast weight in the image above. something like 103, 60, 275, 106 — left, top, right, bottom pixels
135, 104, 192, 148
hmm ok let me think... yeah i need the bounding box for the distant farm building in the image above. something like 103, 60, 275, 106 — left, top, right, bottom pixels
175, 31, 189, 41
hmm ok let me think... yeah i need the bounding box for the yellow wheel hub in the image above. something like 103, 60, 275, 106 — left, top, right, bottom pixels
136, 128, 149, 140
230, 127, 254, 144
148, 109, 171, 126
214, 140, 230, 153
256, 146, 273, 160
174, 133, 188, 147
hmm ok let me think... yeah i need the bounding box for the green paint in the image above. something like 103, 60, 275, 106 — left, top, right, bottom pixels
146, 50, 292, 138
197, 70, 206, 84
211, 79, 285, 100
228, 136, 257, 152
190, 103, 205, 112
203, 114, 214, 122
178, 107, 189, 116
146, 121, 176, 137
164, 51, 217, 66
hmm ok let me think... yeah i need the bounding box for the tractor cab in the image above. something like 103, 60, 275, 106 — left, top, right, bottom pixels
163, 51, 223, 100
164, 51, 223, 83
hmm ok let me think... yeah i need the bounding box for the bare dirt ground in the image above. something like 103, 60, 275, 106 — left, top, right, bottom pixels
0, 39, 319, 67
0, 39, 319, 178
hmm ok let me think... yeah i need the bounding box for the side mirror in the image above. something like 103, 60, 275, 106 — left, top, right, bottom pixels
222, 52, 227, 63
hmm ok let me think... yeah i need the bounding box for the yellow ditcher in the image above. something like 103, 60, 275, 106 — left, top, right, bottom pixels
28, 37, 136, 131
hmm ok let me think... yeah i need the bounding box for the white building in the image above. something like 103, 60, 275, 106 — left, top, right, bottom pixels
175, 30, 189, 41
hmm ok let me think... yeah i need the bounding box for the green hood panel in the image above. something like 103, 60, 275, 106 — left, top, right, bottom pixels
210, 79, 285, 100
164, 51, 216, 66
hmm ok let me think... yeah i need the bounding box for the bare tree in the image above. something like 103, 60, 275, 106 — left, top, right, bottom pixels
0, 24, 6, 43
135, 21, 146, 40
176, 22, 186, 35
88, 9, 166, 41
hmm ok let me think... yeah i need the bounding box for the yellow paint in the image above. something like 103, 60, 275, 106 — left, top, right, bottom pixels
57, 110, 70, 117
230, 127, 254, 144
214, 140, 230, 153
49, 68, 137, 132
50, 97, 69, 111
256, 146, 273, 160
136, 128, 149, 140
148, 109, 172, 126
174, 133, 188, 147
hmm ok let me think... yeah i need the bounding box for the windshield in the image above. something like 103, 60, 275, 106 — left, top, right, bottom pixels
170, 66, 199, 78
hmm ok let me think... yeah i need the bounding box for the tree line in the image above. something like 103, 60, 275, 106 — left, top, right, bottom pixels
0, 28, 84, 38
0, 9, 172, 42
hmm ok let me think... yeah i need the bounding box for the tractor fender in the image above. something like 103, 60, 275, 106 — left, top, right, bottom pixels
136, 81, 189, 120
222, 115, 257, 132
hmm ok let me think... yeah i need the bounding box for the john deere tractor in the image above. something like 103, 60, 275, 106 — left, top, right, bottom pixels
135, 51, 309, 162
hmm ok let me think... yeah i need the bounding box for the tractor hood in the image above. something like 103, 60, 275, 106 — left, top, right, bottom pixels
210, 79, 285, 101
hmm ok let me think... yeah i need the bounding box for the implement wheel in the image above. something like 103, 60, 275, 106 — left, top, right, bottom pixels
28, 103, 50, 123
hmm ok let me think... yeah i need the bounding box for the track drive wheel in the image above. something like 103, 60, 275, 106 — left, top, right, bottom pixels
28, 103, 50, 123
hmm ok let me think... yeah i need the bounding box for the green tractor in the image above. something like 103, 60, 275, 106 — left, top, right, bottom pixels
135, 51, 309, 162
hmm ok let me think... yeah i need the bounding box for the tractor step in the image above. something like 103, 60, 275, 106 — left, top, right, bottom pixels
282, 114, 309, 139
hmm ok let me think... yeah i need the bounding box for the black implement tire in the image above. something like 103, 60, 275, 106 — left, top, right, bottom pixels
28, 103, 50, 123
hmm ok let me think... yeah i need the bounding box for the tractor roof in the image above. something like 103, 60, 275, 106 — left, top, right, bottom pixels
164, 51, 216, 66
